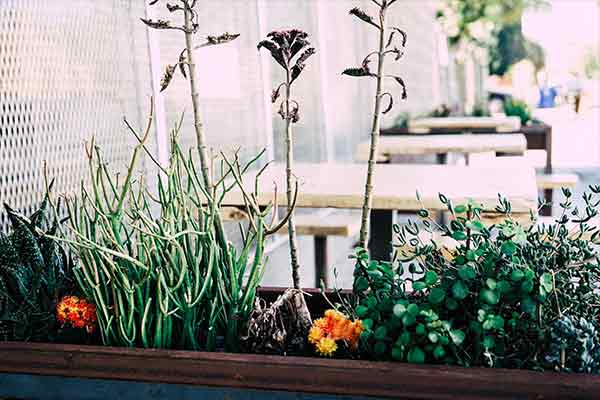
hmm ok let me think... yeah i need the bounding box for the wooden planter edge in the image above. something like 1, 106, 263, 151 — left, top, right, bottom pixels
1, 341, 600, 399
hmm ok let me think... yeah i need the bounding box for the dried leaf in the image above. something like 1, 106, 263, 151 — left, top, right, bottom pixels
290, 47, 315, 84
391, 76, 407, 99
160, 64, 176, 92
277, 101, 286, 120
140, 18, 172, 30
206, 32, 240, 46
258, 40, 287, 69
387, 27, 407, 48
178, 51, 187, 79
349, 7, 380, 29
166, 3, 182, 12
271, 85, 283, 104
342, 67, 375, 78
381, 92, 393, 114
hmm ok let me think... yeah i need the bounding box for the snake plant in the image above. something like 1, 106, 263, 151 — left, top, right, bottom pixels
0, 193, 73, 342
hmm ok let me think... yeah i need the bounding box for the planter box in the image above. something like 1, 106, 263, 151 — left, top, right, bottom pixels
1, 341, 600, 399
1, 287, 599, 399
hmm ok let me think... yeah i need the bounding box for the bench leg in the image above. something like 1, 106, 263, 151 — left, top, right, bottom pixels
542, 188, 553, 216
436, 153, 448, 165
314, 236, 328, 288
369, 210, 393, 262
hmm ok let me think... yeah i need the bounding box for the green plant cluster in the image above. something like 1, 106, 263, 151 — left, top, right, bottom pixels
0, 195, 73, 342
353, 188, 600, 371
503, 98, 533, 125
53, 122, 282, 351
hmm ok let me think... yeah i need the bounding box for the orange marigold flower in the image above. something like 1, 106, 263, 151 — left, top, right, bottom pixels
308, 326, 324, 345
316, 337, 337, 357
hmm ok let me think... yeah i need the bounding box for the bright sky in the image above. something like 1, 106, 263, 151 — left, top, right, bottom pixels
523, 0, 599, 79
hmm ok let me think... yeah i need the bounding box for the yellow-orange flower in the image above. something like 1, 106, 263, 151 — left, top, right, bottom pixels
316, 337, 337, 357
308, 325, 324, 345
56, 295, 97, 334
308, 309, 363, 356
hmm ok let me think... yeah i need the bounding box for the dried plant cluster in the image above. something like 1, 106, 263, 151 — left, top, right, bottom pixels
343, 0, 407, 251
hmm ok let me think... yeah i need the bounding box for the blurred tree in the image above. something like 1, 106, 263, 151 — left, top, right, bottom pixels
489, 22, 545, 76
437, 0, 548, 73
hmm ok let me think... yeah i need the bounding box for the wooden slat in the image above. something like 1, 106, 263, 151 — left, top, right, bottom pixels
355, 134, 527, 159
0, 342, 600, 399
408, 116, 522, 133
536, 173, 579, 189
221, 163, 538, 216
276, 214, 360, 237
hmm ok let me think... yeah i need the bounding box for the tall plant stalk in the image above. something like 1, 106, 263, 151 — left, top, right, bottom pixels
258, 30, 315, 289
284, 69, 301, 288
142, 0, 240, 249
344, 0, 407, 251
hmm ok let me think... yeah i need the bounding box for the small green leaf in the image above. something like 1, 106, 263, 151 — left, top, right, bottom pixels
452, 281, 469, 300
450, 330, 465, 345
428, 332, 439, 343
425, 271, 439, 285
428, 287, 446, 304
520, 279, 534, 293
458, 266, 476, 280
521, 297, 536, 315
500, 241, 517, 256
391, 346, 403, 360
413, 281, 427, 291
540, 273, 553, 293
483, 336, 496, 349
355, 305, 369, 318
446, 297, 459, 310
407, 347, 425, 364
510, 269, 525, 281
375, 326, 388, 340
433, 345, 446, 359
393, 303, 406, 317
454, 205, 467, 214
407, 303, 419, 315
374, 341, 387, 354
452, 230, 467, 241
486, 278, 497, 290
415, 323, 426, 336
480, 289, 499, 305
466, 220, 485, 231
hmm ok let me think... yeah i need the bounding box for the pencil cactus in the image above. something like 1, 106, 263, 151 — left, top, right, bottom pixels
344, 0, 407, 251
0, 194, 73, 342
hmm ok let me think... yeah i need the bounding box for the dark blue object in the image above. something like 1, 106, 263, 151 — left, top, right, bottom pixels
538, 86, 558, 108
0, 373, 373, 400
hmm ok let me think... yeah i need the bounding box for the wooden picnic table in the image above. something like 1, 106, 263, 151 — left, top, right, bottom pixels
222, 163, 538, 261
381, 121, 554, 214
356, 133, 527, 164
408, 116, 522, 133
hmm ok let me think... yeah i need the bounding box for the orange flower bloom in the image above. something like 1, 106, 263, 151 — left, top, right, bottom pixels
308, 309, 363, 357
56, 295, 97, 334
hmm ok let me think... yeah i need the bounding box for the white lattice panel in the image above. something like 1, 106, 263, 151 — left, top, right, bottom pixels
0, 0, 153, 229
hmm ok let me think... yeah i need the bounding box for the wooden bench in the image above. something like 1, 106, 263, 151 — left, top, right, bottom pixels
355, 134, 527, 165
278, 213, 360, 288
536, 173, 579, 190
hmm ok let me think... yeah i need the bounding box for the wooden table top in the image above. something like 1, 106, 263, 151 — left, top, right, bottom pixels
356, 133, 527, 158
408, 116, 522, 133
221, 163, 538, 214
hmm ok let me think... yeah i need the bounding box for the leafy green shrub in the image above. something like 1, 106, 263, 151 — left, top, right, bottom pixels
504, 98, 532, 125
353, 187, 600, 371
0, 194, 73, 342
